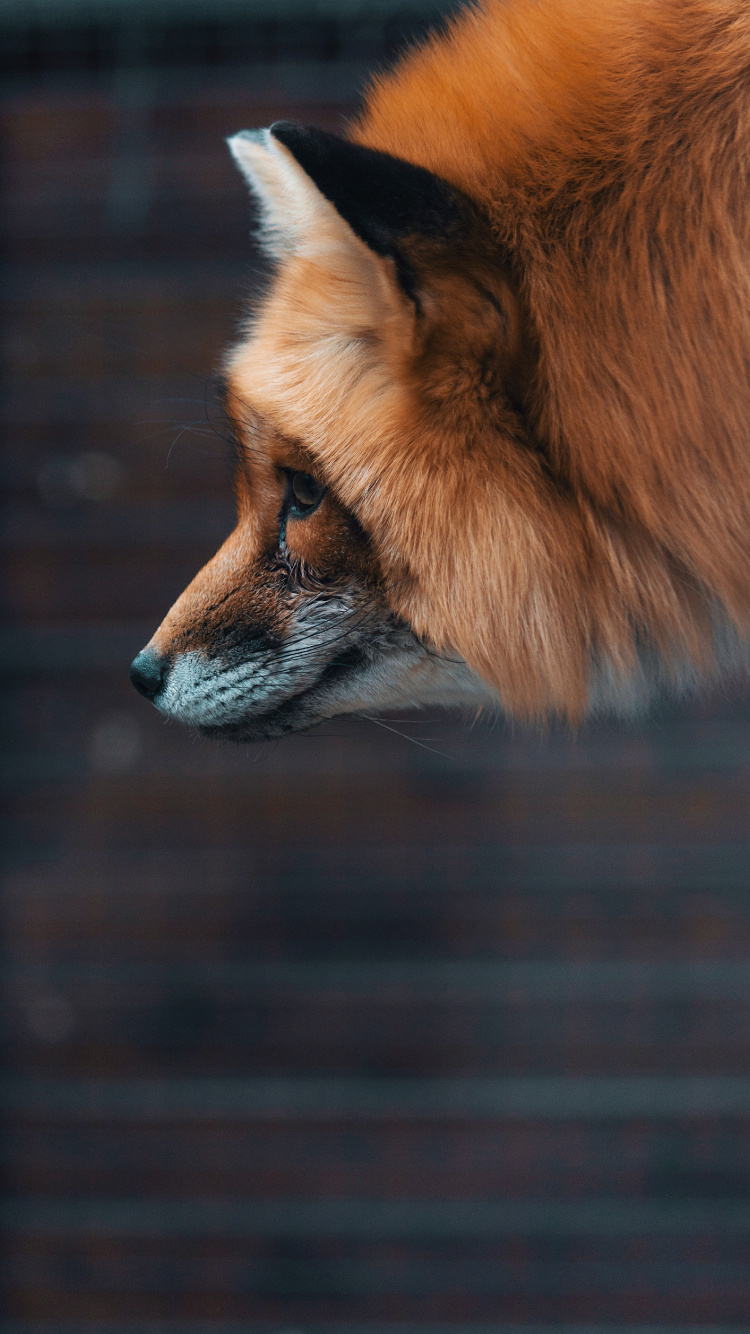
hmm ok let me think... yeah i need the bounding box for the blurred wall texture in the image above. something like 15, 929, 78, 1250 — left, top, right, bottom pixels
3, 0, 750, 1327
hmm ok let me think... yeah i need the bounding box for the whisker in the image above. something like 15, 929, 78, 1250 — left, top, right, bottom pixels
165, 423, 201, 471
358, 715, 456, 761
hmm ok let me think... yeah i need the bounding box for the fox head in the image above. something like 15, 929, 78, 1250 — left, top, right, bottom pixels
126, 0, 750, 737
129, 120, 602, 738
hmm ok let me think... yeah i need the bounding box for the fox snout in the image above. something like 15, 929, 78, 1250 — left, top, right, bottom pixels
128, 420, 489, 738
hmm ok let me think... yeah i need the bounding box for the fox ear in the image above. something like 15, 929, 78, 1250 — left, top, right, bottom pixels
228, 121, 461, 296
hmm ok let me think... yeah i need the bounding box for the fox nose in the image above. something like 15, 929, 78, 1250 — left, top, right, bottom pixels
129, 648, 167, 701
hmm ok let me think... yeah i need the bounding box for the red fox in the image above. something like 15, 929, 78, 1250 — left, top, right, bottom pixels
131, 0, 750, 738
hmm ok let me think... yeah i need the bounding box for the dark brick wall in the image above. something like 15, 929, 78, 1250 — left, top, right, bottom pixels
3, 22, 750, 1329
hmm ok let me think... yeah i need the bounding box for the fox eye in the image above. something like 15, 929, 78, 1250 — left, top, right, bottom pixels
289, 471, 325, 516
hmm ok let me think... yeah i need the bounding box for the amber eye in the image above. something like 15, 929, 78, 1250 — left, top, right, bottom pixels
289, 471, 325, 515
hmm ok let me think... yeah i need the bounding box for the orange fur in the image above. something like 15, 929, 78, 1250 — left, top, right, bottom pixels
319, 0, 750, 715
145, 0, 750, 727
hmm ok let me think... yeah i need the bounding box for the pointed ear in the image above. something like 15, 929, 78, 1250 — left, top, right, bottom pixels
228, 121, 463, 296
227, 126, 336, 258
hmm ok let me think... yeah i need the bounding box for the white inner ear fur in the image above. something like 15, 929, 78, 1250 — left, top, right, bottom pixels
228, 128, 361, 264
227, 127, 411, 344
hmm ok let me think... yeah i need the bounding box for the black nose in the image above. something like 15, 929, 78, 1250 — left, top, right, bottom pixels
129, 648, 167, 701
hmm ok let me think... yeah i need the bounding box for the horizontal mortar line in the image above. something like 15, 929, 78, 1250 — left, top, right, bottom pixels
0, 1326, 747, 1334
0, 0, 452, 22
5, 1075, 750, 1120
4, 840, 750, 866
2, 1195, 750, 1238
0, 1324, 733, 1334
8, 1261, 682, 1298
5, 747, 750, 780
6, 960, 750, 1001
6, 843, 750, 891
12, 746, 748, 782
4, 180, 245, 199
0, 57, 371, 100
1, 256, 249, 292
0, 0, 450, 26
2, 370, 223, 391
4, 741, 747, 779
5, 150, 288, 176
0, 503, 234, 552
0, 379, 231, 424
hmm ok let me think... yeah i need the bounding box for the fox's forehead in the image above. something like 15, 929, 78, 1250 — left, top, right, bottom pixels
223, 251, 414, 474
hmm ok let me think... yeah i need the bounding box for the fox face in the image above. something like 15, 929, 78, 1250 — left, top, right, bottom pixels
129, 124, 510, 738
131, 402, 489, 741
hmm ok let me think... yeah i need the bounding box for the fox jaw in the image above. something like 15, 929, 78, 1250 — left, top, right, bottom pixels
129, 125, 507, 740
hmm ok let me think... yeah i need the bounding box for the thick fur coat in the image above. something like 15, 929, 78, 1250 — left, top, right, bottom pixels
131, 0, 750, 735
345, 0, 750, 718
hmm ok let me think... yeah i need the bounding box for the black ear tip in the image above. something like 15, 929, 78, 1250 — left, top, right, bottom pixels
265, 119, 463, 299
269, 120, 309, 149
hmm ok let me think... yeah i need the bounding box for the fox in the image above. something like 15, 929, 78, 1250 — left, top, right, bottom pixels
130, 0, 750, 740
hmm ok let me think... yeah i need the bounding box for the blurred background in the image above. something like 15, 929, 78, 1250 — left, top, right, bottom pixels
3, 0, 750, 1326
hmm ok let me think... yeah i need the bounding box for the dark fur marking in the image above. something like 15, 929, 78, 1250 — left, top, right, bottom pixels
270, 120, 463, 300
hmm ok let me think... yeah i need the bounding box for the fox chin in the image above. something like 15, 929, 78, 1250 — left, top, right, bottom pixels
131, 0, 750, 736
